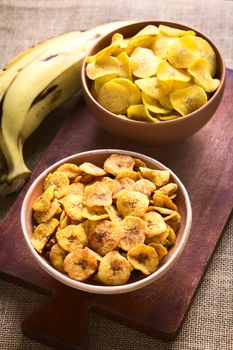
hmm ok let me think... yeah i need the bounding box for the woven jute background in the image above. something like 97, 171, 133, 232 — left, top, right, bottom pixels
0, 1, 233, 349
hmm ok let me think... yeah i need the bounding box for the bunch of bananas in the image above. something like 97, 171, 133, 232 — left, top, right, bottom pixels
0, 21, 133, 196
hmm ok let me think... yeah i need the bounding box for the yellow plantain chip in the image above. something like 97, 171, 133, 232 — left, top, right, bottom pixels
158, 94, 174, 110
56, 163, 81, 179
171, 80, 192, 91
143, 211, 167, 238
64, 247, 97, 281
127, 244, 159, 275
157, 60, 191, 82
31, 218, 59, 254
146, 225, 169, 244
110, 78, 141, 105
44, 171, 69, 199
135, 77, 172, 99
79, 162, 107, 177
56, 224, 88, 252
118, 216, 147, 251
130, 47, 161, 78
98, 251, 132, 285
116, 170, 139, 181
159, 25, 195, 37
158, 114, 181, 121
132, 179, 156, 197
165, 224, 177, 246
113, 177, 136, 197
105, 205, 122, 222
86, 56, 121, 80
147, 206, 175, 216
167, 36, 200, 68
67, 182, 85, 195
151, 35, 178, 59
50, 243, 67, 272
59, 210, 69, 229
94, 73, 117, 95
88, 220, 120, 256
32, 185, 55, 212
188, 57, 220, 93
126, 35, 155, 55
78, 174, 95, 185
135, 24, 159, 37
85, 247, 103, 262
164, 212, 181, 232
139, 167, 170, 187
82, 205, 109, 221
157, 183, 178, 196
116, 189, 149, 218
117, 52, 132, 80
170, 85, 207, 115
127, 104, 160, 122
133, 158, 147, 171
103, 153, 135, 176
142, 92, 170, 114
87, 36, 123, 63
62, 194, 83, 221
192, 36, 217, 77
97, 80, 130, 114
152, 192, 178, 211
100, 176, 122, 195
148, 242, 168, 261
34, 199, 60, 224
83, 182, 112, 207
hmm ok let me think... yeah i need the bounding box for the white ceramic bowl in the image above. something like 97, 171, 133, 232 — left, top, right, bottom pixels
21, 149, 192, 294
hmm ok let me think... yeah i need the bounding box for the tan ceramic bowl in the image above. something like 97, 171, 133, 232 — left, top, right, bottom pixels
81, 21, 226, 146
21, 149, 192, 294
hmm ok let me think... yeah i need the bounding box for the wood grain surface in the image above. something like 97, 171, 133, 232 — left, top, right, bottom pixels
0, 70, 232, 350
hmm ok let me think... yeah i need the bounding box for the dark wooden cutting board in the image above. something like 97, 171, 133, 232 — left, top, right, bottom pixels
0, 69, 232, 350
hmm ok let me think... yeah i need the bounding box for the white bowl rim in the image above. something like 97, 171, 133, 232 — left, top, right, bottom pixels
21, 149, 192, 294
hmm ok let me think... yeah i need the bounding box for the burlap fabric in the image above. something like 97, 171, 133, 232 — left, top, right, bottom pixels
0, 1, 232, 349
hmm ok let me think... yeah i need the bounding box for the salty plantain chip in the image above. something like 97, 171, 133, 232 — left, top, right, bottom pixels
62, 194, 83, 221
56, 224, 88, 252
130, 47, 160, 78
118, 216, 147, 251
50, 243, 67, 272
143, 211, 167, 238
94, 74, 117, 96
170, 85, 207, 115
165, 224, 177, 246
152, 192, 178, 211
83, 182, 112, 207
79, 162, 107, 177
67, 182, 85, 195
164, 212, 181, 232
117, 52, 132, 80
86, 56, 121, 80
59, 210, 69, 229
57, 163, 81, 179
88, 220, 120, 256
139, 167, 170, 187
127, 244, 159, 275
116, 189, 149, 218
142, 92, 170, 114
32, 185, 55, 212
159, 25, 195, 37
110, 78, 141, 105
151, 35, 178, 59
158, 94, 174, 110
97, 80, 130, 114
132, 179, 156, 197
116, 170, 139, 181
34, 199, 60, 224
135, 77, 172, 99
188, 57, 220, 93
44, 171, 69, 199
167, 36, 200, 68
133, 158, 147, 171
103, 153, 135, 176
31, 218, 59, 254
127, 104, 160, 122
192, 36, 217, 77
157, 60, 191, 82
64, 247, 97, 281
98, 251, 132, 285
158, 183, 178, 196
105, 205, 122, 223
148, 242, 168, 261
82, 205, 109, 221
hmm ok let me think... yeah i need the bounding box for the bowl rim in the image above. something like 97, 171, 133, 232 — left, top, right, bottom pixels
81, 20, 226, 127
21, 149, 192, 294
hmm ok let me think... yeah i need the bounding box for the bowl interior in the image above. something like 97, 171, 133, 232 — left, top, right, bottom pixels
22, 149, 192, 293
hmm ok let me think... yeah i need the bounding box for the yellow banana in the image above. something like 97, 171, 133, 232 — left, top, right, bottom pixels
0, 21, 134, 195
